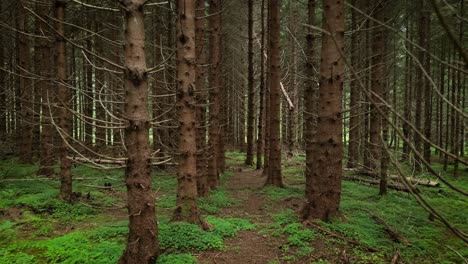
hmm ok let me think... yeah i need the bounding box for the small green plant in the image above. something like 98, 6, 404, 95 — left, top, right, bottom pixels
157, 254, 198, 264
262, 186, 302, 201
198, 188, 236, 213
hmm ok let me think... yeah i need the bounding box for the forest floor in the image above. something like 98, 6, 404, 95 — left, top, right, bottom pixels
0, 152, 467, 264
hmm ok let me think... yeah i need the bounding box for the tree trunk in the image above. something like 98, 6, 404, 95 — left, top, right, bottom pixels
256, 0, 265, 170
347, 0, 359, 168
245, 0, 255, 166
118, 1, 158, 263
302, 0, 344, 221
264, 0, 283, 187
262, 2, 271, 178
303, 0, 317, 203
55, 0, 72, 202
17, 1, 33, 164
207, 0, 222, 189
172, 0, 206, 228
421, 3, 431, 164
37, 0, 55, 177
195, 0, 209, 197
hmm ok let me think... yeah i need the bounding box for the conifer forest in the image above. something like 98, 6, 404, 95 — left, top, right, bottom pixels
1, 0, 468, 263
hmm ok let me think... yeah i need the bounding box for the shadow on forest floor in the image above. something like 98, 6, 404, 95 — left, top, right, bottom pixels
0, 152, 467, 263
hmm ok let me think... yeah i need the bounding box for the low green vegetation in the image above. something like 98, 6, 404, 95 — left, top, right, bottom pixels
0, 153, 466, 263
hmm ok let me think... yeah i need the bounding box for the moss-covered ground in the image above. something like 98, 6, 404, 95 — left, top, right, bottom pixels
0, 152, 466, 263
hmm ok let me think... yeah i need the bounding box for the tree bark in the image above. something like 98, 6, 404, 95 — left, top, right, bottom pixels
207, 0, 222, 189
17, 1, 33, 164
256, 0, 265, 170
172, 0, 207, 228
302, 0, 344, 221
245, 0, 255, 166
347, 0, 359, 168
195, 0, 209, 197
303, 0, 317, 202
264, 0, 283, 187
118, 1, 158, 263
37, 0, 55, 177
55, 0, 72, 202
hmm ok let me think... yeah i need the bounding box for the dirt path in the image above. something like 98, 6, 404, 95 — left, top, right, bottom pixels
198, 167, 283, 264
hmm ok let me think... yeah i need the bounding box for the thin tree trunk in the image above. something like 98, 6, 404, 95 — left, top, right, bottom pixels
55, 0, 72, 202
303, 0, 317, 204
207, 0, 221, 189
17, 1, 33, 164
303, 0, 344, 221
37, 1, 55, 176
256, 0, 265, 170
245, 0, 255, 166
118, 1, 158, 262
195, 0, 209, 197
347, 0, 359, 168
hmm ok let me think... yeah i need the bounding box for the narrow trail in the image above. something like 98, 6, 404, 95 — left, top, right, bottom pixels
198, 167, 282, 264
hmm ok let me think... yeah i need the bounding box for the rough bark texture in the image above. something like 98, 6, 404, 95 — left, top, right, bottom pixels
369, 1, 386, 174
207, 0, 221, 189
55, 0, 72, 202
173, 0, 206, 228
303, 0, 317, 203
37, 0, 55, 177
118, 1, 158, 263
303, 0, 344, 221
195, 0, 209, 197
347, 0, 359, 168
17, 1, 33, 164
421, 2, 431, 164
264, 0, 283, 187
256, 0, 265, 170
245, 0, 255, 166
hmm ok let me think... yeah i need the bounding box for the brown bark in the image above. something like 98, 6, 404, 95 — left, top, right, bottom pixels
37, 0, 55, 177
302, 0, 344, 221
262, 2, 271, 178
421, 3, 432, 164
84, 39, 93, 147
118, 1, 158, 263
172, 0, 206, 228
256, 0, 265, 170
17, 1, 33, 164
0, 3, 4, 141
369, 2, 386, 174
264, 0, 283, 187
55, 0, 72, 202
245, 0, 255, 166
94, 23, 106, 149
195, 0, 209, 197
303, 0, 317, 201
287, 0, 298, 157
347, 0, 359, 168
207, 0, 221, 189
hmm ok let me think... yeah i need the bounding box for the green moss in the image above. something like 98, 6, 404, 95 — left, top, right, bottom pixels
157, 254, 198, 264
198, 188, 236, 213
262, 186, 303, 201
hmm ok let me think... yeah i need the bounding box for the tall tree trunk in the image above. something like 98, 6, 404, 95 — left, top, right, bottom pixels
37, 1, 55, 176
55, 0, 72, 202
195, 0, 209, 197
421, 3, 432, 164
118, 1, 158, 263
262, 2, 271, 177
369, 1, 386, 174
347, 0, 359, 168
287, 0, 298, 157
173, 0, 207, 228
264, 0, 283, 187
245, 0, 255, 166
17, 1, 33, 164
256, 0, 265, 170
207, 0, 221, 189
84, 39, 94, 147
0, 3, 4, 141
303, 0, 317, 204
302, 0, 344, 221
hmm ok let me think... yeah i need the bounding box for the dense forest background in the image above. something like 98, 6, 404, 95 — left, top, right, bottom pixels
0, 0, 467, 263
